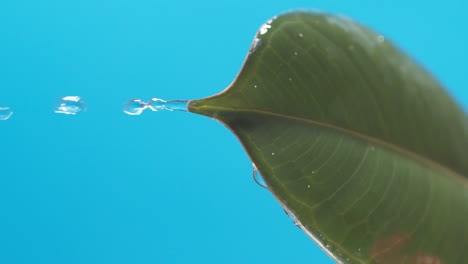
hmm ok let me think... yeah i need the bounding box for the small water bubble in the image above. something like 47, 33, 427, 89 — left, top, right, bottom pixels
271, 152, 275, 155
294, 51, 298, 56
377, 35, 385, 43
54, 96, 86, 115
0, 107, 13, 120
298, 33, 304, 38
307, 184, 311, 188
123, 99, 148, 115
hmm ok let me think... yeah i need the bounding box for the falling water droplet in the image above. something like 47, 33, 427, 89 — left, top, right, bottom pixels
54, 96, 86, 115
252, 165, 269, 190
123, 99, 148, 115
0, 107, 13, 120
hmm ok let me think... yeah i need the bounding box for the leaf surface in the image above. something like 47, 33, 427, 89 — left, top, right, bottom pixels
189, 11, 468, 264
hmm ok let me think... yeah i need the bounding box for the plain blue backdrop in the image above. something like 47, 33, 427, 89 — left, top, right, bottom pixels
1, 0, 467, 263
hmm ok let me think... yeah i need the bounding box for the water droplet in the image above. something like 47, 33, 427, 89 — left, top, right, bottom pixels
0, 107, 13, 120
288, 77, 293, 81
260, 24, 271, 35
54, 96, 86, 115
298, 33, 304, 38
124, 98, 188, 115
148, 98, 165, 111
259, 21, 272, 35
250, 38, 261, 54
254, 84, 258, 88
294, 51, 298, 56
252, 165, 269, 190
123, 99, 148, 115
283, 207, 300, 227
271, 152, 275, 155
259, 17, 276, 35
307, 184, 311, 188
377, 35, 385, 43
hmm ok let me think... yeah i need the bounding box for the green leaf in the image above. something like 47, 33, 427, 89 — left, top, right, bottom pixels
188, 11, 468, 264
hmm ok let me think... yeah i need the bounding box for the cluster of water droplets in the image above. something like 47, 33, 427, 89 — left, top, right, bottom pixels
1, 96, 190, 120
123, 98, 188, 115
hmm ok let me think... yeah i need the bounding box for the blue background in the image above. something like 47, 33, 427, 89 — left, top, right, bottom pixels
1, 0, 467, 263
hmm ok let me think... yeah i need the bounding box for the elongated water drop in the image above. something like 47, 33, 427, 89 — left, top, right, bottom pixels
252, 165, 269, 190
124, 98, 188, 115
0, 107, 13, 120
164, 100, 188, 111
54, 96, 86, 115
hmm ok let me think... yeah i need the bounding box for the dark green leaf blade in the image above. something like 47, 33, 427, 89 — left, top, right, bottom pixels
189, 11, 468, 264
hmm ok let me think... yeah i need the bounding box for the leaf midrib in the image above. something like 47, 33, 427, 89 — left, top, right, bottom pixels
191, 103, 467, 186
